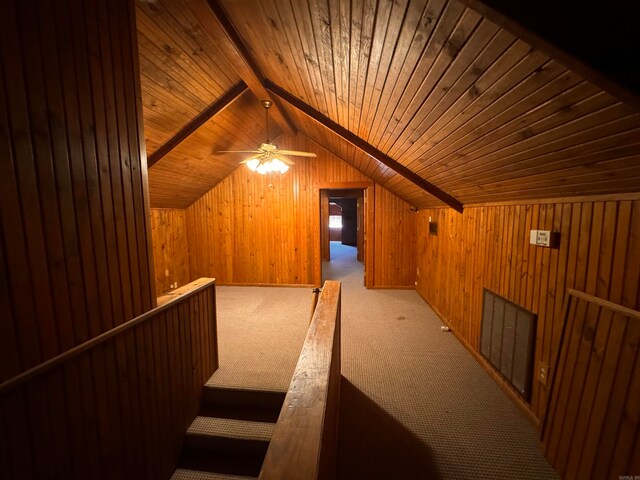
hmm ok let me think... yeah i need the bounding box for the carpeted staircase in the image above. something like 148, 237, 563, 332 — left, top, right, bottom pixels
171, 386, 286, 480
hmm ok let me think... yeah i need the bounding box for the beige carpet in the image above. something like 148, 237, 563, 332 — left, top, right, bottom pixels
209, 242, 559, 479
206, 286, 310, 392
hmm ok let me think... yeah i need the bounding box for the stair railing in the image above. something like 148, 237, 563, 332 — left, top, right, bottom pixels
260, 280, 342, 480
0, 277, 218, 480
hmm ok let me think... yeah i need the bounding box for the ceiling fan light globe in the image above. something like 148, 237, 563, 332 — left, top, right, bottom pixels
270, 158, 289, 174
245, 158, 260, 171
256, 162, 270, 175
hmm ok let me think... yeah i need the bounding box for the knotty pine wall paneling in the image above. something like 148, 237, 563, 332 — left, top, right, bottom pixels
0, 283, 218, 480
415, 198, 640, 423
150, 209, 190, 294
540, 291, 640, 479
374, 185, 417, 288
0, 0, 154, 377
185, 134, 416, 287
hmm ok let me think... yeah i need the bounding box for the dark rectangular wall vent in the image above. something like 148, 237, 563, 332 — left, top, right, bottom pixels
480, 289, 536, 400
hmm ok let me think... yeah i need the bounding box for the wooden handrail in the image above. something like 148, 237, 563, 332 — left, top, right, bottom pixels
260, 280, 342, 480
567, 288, 640, 319
0, 277, 216, 395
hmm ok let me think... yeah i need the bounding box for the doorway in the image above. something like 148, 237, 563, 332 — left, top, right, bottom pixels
320, 188, 367, 285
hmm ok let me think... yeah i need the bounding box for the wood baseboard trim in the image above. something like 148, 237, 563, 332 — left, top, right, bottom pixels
371, 285, 415, 290
215, 282, 315, 288
416, 288, 540, 429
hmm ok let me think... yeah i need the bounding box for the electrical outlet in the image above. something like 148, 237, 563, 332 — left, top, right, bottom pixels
538, 361, 549, 386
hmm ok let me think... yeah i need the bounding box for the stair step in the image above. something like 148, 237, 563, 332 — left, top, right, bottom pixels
180, 417, 273, 476
171, 468, 257, 480
200, 386, 285, 422
185, 416, 274, 454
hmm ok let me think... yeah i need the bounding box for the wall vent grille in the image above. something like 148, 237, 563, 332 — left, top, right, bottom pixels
480, 289, 536, 400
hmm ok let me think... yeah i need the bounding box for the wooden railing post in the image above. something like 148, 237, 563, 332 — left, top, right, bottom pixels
310, 287, 321, 324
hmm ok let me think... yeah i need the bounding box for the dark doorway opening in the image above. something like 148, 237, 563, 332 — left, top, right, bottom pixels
320, 188, 365, 284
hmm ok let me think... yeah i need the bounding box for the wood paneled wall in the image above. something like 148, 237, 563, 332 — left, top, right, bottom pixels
541, 290, 640, 480
374, 185, 416, 288
185, 134, 416, 287
151, 209, 190, 294
0, 281, 218, 480
415, 197, 640, 421
0, 0, 154, 382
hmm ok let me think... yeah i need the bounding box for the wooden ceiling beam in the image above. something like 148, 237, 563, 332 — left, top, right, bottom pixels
189, 0, 297, 135
456, 0, 640, 111
148, 81, 247, 168
265, 80, 464, 213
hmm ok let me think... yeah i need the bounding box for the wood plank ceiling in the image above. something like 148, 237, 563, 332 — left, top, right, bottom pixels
136, 0, 282, 207
136, 0, 640, 209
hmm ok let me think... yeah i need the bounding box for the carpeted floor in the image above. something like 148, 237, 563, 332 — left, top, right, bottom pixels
206, 286, 310, 392
210, 242, 559, 480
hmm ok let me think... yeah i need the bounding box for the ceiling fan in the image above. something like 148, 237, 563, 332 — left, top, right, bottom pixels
217, 100, 316, 175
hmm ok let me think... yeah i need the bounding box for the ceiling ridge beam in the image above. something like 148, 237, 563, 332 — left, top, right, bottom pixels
203, 0, 297, 135
265, 80, 464, 213
148, 81, 248, 168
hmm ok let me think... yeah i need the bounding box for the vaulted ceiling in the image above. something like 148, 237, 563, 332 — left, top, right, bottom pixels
136, 0, 640, 210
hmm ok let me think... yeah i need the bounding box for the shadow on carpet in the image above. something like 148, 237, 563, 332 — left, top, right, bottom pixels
337, 379, 441, 480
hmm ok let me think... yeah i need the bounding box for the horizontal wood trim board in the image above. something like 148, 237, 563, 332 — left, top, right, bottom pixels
264, 80, 464, 213
156, 277, 216, 306
318, 181, 373, 189
567, 288, 640, 320
461, 193, 640, 208
371, 285, 416, 290
215, 282, 315, 288
0, 278, 215, 395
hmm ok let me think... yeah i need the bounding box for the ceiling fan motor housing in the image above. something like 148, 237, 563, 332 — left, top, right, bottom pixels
260, 143, 277, 151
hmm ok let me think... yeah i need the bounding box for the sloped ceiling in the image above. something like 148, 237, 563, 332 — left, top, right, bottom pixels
136, 0, 640, 210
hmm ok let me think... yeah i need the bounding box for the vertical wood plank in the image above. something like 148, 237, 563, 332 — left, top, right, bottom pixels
1, 391, 34, 480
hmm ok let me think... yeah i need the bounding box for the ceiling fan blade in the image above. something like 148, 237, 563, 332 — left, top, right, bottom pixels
217, 150, 262, 154
277, 150, 317, 157
239, 154, 263, 164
